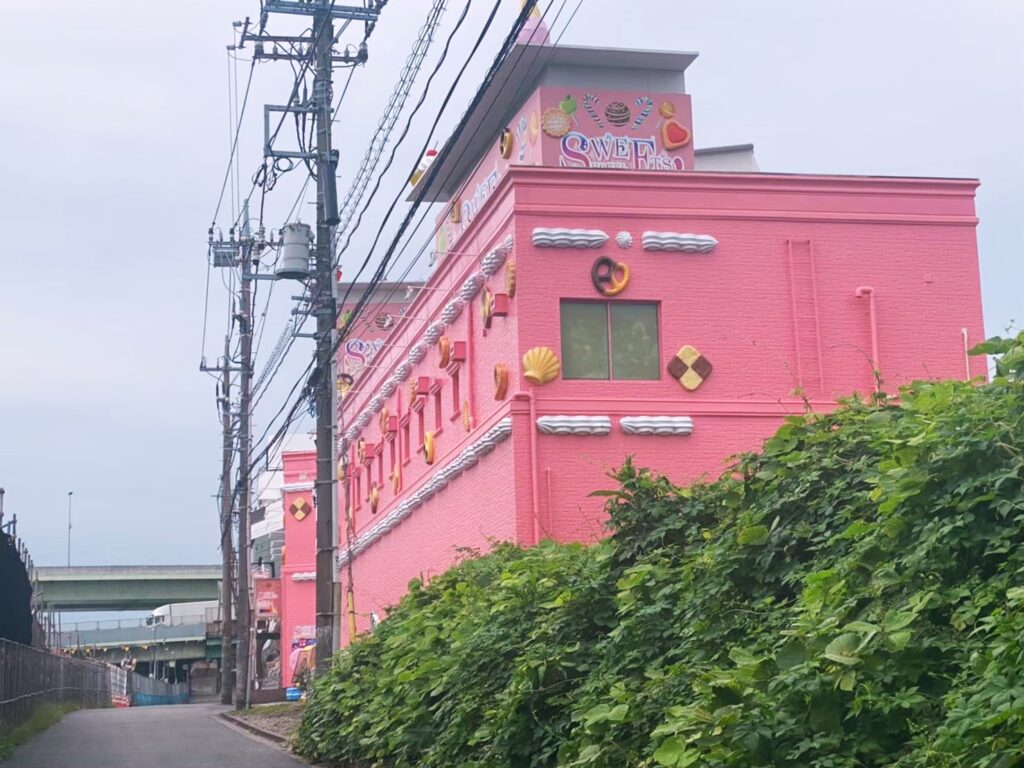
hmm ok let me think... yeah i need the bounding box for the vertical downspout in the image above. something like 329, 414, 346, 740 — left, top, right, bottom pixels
855, 286, 879, 391
467, 296, 476, 429
961, 327, 971, 379
513, 392, 541, 546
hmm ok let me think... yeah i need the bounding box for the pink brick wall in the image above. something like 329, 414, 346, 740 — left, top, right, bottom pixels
322, 165, 983, 645
279, 450, 316, 685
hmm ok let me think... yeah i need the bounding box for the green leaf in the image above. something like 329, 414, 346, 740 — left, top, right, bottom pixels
653, 738, 698, 767
824, 633, 862, 666
737, 525, 770, 546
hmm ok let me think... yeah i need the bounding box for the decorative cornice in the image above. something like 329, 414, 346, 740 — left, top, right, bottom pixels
536, 415, 612, 435
281, 482, 314, 492
337, 418, 513, 567
291, 572, 316, 582
619, 416, 695, 436
340, 234, 519, 453
641, 232, 718, 253
532, 227, 608, 249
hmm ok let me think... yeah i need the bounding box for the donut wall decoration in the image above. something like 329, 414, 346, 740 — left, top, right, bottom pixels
591, 256, 630, 297
667, 345, 713, 392
494, 364, 509, 400
499, 128, 514, 159
522, 347, 560, 386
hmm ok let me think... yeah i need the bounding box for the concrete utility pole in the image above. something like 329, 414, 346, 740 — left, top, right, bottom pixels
312, 4, 339, 676
235, 203, 254, 709
218, 335, 235, 705
240, 0, 381, 675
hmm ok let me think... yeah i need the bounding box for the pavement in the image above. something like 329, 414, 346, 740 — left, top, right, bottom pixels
4, 703, 307, 767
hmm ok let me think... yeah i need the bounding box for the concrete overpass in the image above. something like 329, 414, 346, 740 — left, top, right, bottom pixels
32, 565, 221, 611
55, 615, 220, 665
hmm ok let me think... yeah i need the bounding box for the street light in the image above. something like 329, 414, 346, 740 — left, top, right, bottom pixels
67, 491, 73, 566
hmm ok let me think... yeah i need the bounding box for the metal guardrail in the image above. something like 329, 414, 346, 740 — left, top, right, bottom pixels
58, 612, 215, 634
0, 639, 110, 728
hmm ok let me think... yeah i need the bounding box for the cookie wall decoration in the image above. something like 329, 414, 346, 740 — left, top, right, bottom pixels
667, 345, 713, 391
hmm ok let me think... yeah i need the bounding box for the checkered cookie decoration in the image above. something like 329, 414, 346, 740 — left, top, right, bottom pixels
666, 345, 712, 391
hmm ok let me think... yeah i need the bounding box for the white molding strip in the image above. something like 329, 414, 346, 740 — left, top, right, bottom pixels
291, 571, 316, 582
619, 416, 695, 435
337, 418, 513, 567
641, 232, 718, 253
536, 415, 612, 435
281, 482, 314, 492
532, 228, 608, 249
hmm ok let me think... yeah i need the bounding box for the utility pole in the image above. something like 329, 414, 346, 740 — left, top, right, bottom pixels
235, 202, 254, 710
238, 0, 381, 675
218, 335, 235, 705
312, 3, 339, 676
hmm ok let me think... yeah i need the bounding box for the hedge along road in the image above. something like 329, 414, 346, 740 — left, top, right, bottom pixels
4, 703, 305, 768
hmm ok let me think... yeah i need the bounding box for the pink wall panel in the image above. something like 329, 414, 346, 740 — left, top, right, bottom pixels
341, 438, 519, 644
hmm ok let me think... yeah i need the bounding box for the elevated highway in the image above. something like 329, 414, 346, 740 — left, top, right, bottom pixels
32, 565, 221, 611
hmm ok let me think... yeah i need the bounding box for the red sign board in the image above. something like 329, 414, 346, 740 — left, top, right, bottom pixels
254, 578, 281, 618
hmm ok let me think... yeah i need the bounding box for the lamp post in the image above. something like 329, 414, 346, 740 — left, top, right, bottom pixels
67, 491, 74, 567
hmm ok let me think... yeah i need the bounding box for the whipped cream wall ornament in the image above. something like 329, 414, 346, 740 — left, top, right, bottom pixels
536, 415, 612, 435
642, 232, 718, 253
337, 419, 513, 567
619, 416, 694, 436
532, 228, 608, 249
616, 231, 633, 249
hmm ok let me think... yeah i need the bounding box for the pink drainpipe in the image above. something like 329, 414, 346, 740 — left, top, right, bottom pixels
855, 286, 879, 391
512, 392, 542, 545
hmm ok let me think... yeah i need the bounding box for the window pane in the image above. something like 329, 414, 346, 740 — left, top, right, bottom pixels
560, 302, 609, 379
610, 303, 659, 380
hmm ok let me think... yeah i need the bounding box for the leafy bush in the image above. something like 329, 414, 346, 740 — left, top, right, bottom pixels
298, 335, 1024, 767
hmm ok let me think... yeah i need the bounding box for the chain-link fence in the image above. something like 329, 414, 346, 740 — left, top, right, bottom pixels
0, 639, 110, 728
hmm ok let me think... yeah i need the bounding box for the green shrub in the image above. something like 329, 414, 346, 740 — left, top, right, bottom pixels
298, 334, 1024, 767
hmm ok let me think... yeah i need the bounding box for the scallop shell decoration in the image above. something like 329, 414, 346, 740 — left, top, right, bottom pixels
522, 346, 561, 386
616, 231, 633, 249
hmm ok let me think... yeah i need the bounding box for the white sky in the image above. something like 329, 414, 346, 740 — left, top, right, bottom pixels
1, 0, 1021, 574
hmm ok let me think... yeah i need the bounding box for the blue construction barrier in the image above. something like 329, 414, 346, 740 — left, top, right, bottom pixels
128, 671, 189, 706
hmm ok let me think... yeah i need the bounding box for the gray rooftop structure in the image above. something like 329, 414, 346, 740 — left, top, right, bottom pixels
411, 43, 699, 203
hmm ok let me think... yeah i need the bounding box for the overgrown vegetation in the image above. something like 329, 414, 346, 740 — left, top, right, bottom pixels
0, 703, 80, 761
298, 334, 1024, 767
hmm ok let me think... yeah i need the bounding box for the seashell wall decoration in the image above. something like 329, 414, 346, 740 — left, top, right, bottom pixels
522, 347, 561, 385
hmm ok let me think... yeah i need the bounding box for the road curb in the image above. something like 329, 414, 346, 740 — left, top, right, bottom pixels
218, 711, 288, 745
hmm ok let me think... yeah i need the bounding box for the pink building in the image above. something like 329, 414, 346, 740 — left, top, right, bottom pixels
284, 41, 985, 647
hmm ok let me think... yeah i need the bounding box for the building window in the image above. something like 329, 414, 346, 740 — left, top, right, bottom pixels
417, 407, 425, 449
377, 448, 384, 490
433, 389, 443, 433
560, 301, 660, 380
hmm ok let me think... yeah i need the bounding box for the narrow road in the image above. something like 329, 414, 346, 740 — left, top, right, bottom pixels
5, 703, 305, 767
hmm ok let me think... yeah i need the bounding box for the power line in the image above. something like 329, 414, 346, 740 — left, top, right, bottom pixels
249, 0, 552, 470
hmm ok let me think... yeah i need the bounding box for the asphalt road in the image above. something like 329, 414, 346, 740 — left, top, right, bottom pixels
5, 703, 305, 767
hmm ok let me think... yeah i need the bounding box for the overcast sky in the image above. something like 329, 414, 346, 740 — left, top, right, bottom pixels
1, 1, 1020, 578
